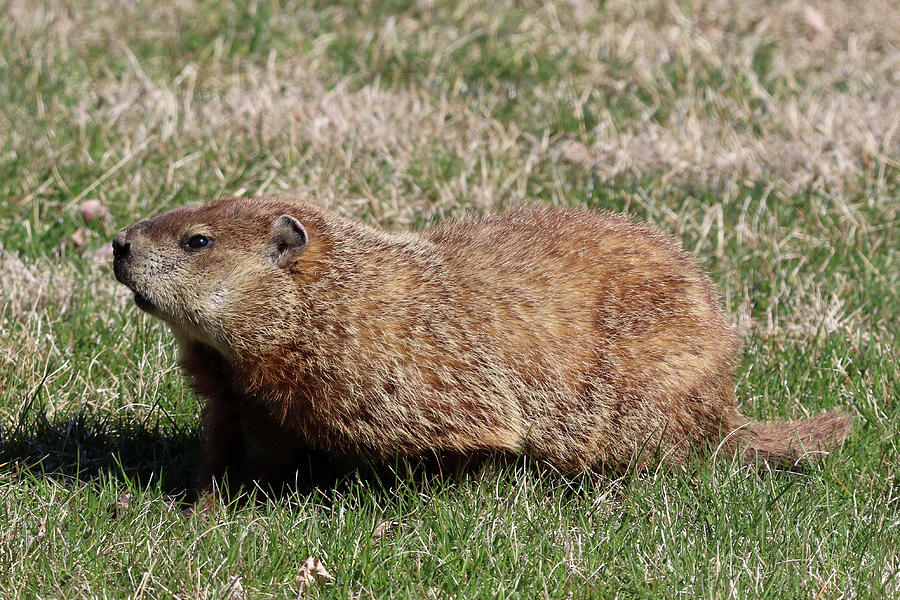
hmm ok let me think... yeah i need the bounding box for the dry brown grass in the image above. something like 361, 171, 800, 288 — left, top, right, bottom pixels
5, 0, 897, 207
0, 248, 168, 419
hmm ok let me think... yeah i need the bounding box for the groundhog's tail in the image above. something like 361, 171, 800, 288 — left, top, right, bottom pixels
731, 409, 853, 467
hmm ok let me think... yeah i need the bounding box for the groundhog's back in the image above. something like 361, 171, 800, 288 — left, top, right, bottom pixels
272, 206, 742, 470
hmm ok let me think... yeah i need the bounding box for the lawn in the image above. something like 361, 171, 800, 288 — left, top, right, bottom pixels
0, 0, 897, 597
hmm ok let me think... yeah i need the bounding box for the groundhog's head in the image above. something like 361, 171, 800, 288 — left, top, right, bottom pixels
112, 198, 317, 355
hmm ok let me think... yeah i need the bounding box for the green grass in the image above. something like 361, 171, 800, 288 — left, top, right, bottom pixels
1, 0, 898, 597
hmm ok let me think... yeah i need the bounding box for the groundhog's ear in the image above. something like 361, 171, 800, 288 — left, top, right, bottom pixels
269, 214, 309, 267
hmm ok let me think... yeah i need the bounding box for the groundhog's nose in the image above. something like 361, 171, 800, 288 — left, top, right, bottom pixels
112, 233, 131, 261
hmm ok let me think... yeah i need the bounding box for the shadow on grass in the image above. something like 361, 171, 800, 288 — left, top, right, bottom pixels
0, 400, 387, 507
0, 395, 627, 508
0, 402, 203, 499
0, 401, 500, 506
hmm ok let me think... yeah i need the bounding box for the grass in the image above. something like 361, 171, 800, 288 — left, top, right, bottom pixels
0, 0, 898, 597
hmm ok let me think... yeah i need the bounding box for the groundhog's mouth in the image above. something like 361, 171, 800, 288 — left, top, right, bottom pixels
132, 292, 157, 313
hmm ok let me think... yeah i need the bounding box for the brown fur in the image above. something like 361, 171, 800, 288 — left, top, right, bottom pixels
112, 198, 852, 490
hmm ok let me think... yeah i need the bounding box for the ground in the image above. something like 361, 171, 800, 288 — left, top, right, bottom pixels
0, 0, 897, 597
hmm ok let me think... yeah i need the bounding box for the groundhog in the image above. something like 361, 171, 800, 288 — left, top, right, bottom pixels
112, 197, 851, 491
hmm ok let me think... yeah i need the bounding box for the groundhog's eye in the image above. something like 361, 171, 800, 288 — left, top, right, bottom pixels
185, 234, 211, 251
